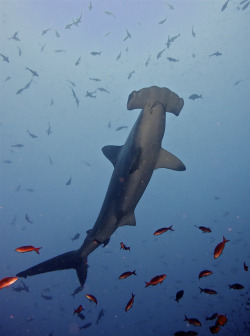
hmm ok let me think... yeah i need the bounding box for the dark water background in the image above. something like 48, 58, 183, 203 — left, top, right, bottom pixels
0, 1, 249, 335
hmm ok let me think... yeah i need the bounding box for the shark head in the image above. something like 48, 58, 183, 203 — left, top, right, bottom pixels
127, 86, 184, 116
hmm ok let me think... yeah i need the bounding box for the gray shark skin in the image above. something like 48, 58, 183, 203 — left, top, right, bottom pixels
16, 86, 185, 287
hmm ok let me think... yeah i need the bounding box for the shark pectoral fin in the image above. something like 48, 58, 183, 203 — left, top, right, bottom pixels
118, 212, 136, 227
102, 145, 123, 167
155, 148, 186, 171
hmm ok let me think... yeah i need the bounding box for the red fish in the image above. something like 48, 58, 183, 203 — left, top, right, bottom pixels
215, 314, 227, 326
214, 236, 229, 259
119, 270, 136, 279
198, 270, 213, 279
210, 325, 220, 334
85, 294, 97, 304
0, 276, 18, 290
15, 245, 42, 254
153, 225, 174, 235
73, 305, 84, 315
244, 262, 248, 271
120, 242, 130, 251
199, 287, 217, 295
194, 225, 211, 233
125, 293, 135, 312
145, 274, 166, 287
184, 315, 201, 326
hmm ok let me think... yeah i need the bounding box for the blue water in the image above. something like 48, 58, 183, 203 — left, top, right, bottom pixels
1, 1, 250, 335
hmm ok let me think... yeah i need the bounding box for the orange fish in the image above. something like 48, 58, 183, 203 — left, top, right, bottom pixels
85, 294, 97, 304
145, 274, 166, 287
210, 325, 220, 334
73, 305, 84, 315
119, 270, 136, 279
198, 270, 213, 279
153, 225, 174, 235
244, 262, 248, 271
120, 242, 130, 251
194, 225, 211, 233
199, 287, 217, 295
216, 314, 227, 326
184, 315, 202, 326
0, 276, 18, 290
125, 293, 135, 312
15, 245, 42, 254
214, 236, 229, 259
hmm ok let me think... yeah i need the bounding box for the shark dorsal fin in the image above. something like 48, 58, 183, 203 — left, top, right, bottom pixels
155, 148, 186, 171
102, 145, 123, 167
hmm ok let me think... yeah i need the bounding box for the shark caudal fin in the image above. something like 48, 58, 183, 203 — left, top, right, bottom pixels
16, 250, 88, 287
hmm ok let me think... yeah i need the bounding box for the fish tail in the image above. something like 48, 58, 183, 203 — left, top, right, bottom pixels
16, 249, 88, 287
145, 282, 149, 288
199, 287, 203, 293
133, 271, 137, 276
223, 236, 230, 243
35, 247, 42, 254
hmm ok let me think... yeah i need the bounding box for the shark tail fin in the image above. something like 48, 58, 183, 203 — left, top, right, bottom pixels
16, 250, 88, 287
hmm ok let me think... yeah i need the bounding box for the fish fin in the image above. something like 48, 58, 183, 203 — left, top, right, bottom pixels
86, 229, 93, 234
118, 212, 136, 227
102, 145, 123, 167
155, 148, 186, 171
35, 247, 42, 254
16, 250, 88, 287
102, 238, 110, 247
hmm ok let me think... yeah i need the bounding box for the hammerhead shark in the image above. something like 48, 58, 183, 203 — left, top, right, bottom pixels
16, 86, 185, 287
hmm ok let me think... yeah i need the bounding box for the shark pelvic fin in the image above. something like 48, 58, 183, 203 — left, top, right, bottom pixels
16, 250, 88, 287
155, 148, 186, 171
102, 145, 123, 167
118, 212, 136, 227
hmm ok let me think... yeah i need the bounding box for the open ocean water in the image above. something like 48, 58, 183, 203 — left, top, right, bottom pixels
0, 1, 250, 335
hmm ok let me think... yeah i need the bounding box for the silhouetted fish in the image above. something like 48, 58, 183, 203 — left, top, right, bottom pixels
96, 308, 104, 324
189, 94, 203, 100
128, 70, 135, 79
41, 293, 53, 300
209, 51, 222, 57
90, 51, 102, 56
9, 31, 20, 41
175, 290, 184, 302
25, 214, 33, 224
26, 67, 39, 77
79, 322, 92, 329
221, 0, 230, 11
71, 286, 83, 298
66, 176, 72, 186
0, 53, 9, 62
27, 130, 37, 138
116, 126, 128, 131
71, 233, 80, 241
